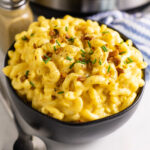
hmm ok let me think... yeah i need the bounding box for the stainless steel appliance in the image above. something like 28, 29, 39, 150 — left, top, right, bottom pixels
30, 0, 150, 13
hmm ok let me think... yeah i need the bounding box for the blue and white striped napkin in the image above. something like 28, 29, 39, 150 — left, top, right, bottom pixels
88, 10, 150, 74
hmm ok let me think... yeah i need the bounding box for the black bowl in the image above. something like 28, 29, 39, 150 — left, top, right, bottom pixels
4, 25, 145, 144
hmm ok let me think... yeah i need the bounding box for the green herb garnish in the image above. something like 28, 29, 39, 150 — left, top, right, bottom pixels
66, 56, 72, 61
56, 40, 61, 47
99, 59, 102, 65
92, 59, 97, 64
22, 36, 28, 41
58, 91, 64, 94
29, 81, 35, 88
101, 45, 108, 52
76, 60, 87, 64
68, 37, 75, 43
107, 65, 111, 73
87, 40, 91, 48
80, 49, 86, 54
126, 57, 133, 64
65, 26, 68, 31
43, 55, 51, 64
54, 46, 57, 51
30, 33, 34, 36
81, 53, 85, 57
119, 51, 126, 55
86, 59, 91, 64
25, 70, 29, 78
69, 62, 76, 69
102, 31, 109, 34
120, 41, 124, 44
89, 51, 94, 55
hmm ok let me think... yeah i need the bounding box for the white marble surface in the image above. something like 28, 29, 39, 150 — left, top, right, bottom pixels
0, 45, 150, 149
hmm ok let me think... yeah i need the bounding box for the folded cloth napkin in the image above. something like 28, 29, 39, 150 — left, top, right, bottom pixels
88, 10, 150, 73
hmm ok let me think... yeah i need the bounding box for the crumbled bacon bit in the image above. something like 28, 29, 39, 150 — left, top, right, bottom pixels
91, 46, 95, 50
115, 45, 120, 50
54, 29, 59, 34
49, 29, 59, 38
33, 43, 42, 48
108, 50, 119, 58
46, 52, 53, 57
52, 95, 56, 99
116, 67, 124, 75
55, 47, 62, 54
87, 62, 93, 71
83, 36, 93, 41
20, 75, 26, 82
31, 86, 35, 90
50, 39, 55, 44
42, 55, 46, 60
112, 57, 121, 66
49, 30, 55, 36
33, 43, 37, 49
65, 34, 70, 39
77, 76, 86, 82
107, 50, 120, 66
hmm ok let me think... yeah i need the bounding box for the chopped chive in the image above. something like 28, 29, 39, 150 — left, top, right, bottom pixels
89, 51, 94, 55
54, 46, 57, 51
92, 59, 97, 64
44, 57, 51, 64
119, 51, 126, 55
30, 33, 34, 36
66, 56, 72, 61
56, 40, 61, 47
87, 40, 91, 48
69, 62, 76, 69
101, 45, 108, 52
58, 91, 64, 94
21, 36, 28, 41
68, 37, 75, 43
65, 26, 68, 31
80, 49, 86, 54
99, 59, 102, 65
86, 59, 91, 64
81, 53, 85, 57
29, 81, 35, 87
120, 41, 124, 44
76, 60, 86, 64
102, 31, 109, 34
43, 55, 51, 64
107, 65, 111, 73
126, 57, 133, 64
25, 70, 29, 78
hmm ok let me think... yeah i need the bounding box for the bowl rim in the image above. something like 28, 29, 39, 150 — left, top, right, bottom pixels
4, 22, 146, 127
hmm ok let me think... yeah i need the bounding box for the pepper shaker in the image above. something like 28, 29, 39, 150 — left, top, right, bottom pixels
0, 0, 33, 53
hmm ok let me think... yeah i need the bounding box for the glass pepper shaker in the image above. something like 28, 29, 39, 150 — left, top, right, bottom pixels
0, 0, 33, 53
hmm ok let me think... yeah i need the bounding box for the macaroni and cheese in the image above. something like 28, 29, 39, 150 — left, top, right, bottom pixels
3, 15, 147, 122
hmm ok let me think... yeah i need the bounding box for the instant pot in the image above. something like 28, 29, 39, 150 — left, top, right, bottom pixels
30, 0, 150, 13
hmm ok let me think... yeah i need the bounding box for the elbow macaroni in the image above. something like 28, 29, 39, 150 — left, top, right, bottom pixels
3, 15, 147, 122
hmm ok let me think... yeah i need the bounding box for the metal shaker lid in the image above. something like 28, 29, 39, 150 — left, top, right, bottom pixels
0, 0, 27, 9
